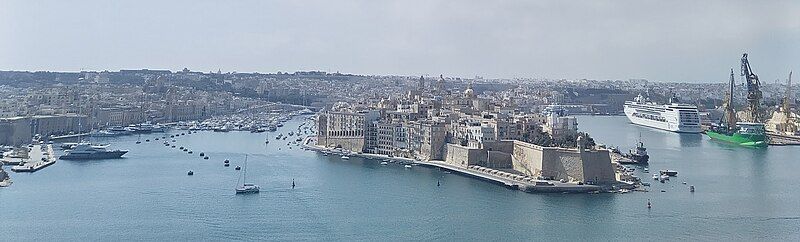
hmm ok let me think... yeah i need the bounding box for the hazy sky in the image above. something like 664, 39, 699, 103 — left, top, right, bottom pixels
1, 0, 798, 82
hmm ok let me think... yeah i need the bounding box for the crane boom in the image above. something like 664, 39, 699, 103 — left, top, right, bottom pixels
740, 53, 763, 122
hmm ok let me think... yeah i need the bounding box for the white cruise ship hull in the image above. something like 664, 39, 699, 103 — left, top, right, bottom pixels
624, 103, 702, 133
624, 112, 700, 133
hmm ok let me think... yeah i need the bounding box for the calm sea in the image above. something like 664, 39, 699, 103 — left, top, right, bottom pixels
1, 115, 798, 241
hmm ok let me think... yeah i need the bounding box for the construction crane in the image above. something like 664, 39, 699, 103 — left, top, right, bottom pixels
722, 69, 737, 130
784, 71, 793, 116
740, 53, 763, 122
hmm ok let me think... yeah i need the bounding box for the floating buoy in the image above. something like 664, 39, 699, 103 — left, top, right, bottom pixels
647, 200, 651, 209
690, 185, 695, 192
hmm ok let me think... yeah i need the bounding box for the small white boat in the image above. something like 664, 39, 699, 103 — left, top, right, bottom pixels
341, 156, 350, 160
643, 168, 649, 173
652, 174, 659, 180
404, 165, 412, 168
380, 162, 388, 165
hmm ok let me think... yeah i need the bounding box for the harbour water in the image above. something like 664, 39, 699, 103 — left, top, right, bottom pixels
1, 116, 799, 241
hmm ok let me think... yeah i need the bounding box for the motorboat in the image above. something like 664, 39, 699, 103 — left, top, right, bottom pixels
380, 162, 388, 165
341, 156, 350, 160
404, 165, 412, 168
659, 170, 678, 176
59, 143, 128, 160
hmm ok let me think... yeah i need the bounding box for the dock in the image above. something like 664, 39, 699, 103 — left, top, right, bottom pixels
767, 132, 800, 146
9, 144, 57, 173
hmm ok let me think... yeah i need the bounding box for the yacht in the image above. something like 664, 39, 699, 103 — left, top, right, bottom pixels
235, 155, 260, 194
624, 94, 702, 133
59, 143, 128, 160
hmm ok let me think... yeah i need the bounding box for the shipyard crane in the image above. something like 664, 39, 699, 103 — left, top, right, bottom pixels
722, 69, 737, 130
784, 71, 793, 115
740, 53, 763, 122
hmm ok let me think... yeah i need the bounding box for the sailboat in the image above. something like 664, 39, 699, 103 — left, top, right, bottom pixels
235, 155, 260, 194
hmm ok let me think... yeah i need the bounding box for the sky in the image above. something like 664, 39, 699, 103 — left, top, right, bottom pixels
1, 0, 798, 83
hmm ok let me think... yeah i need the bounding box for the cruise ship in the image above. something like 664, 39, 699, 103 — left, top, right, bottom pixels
623, 94, 702, 133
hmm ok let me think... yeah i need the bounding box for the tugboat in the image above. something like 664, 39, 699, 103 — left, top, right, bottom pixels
621, 141, 649, 164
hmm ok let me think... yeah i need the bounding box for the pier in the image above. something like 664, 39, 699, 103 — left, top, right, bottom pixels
6, 144, 57, 173
767, 132, 800, 146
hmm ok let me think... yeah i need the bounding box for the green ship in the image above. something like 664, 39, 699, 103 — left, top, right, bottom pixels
705, 54, 767, 147
706, 122, 767, 147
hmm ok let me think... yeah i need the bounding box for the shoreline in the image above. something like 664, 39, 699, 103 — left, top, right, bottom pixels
302, 136, 631, 194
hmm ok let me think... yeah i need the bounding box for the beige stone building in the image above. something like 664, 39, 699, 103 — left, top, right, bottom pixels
444, 139, 616, 184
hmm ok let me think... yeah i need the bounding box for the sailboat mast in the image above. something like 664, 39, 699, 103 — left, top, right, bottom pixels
243, 155, 248, 183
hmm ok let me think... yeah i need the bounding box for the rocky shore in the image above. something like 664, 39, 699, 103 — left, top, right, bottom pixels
0, 165, 11, 187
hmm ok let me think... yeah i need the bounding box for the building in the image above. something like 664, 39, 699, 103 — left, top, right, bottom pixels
317, 110, 380, 152
0, 117, 31, 146
96, 107, 145, 127
444, 138, 615, 184
31, 114, 89, 137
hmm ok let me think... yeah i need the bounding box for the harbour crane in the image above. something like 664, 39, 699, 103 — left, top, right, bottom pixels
740, 53, 763, 123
